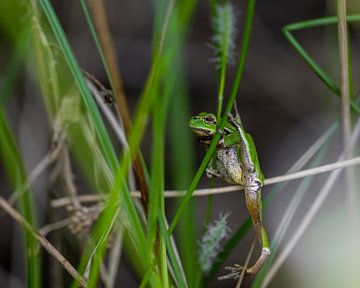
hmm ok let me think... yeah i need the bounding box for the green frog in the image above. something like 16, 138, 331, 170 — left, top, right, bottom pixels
189, 111, 270, 277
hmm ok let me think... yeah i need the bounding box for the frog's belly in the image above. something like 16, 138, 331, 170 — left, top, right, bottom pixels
216, 148, 243, 185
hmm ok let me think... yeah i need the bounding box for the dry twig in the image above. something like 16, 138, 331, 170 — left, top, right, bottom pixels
50, 155, 360, 209
0, 196, 87, 287
236, 237, 256, 288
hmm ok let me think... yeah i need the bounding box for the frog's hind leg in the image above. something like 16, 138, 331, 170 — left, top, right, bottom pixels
220, 187, 270, 280
243, 187, 270, 276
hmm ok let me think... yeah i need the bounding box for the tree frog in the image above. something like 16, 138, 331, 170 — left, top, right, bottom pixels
189, 111, 270, 277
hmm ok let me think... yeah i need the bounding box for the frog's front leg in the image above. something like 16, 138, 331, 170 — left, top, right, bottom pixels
205, 157, 221, 179
206, 167, 221, 178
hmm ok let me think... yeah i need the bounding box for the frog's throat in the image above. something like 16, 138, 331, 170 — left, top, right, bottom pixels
190, 127, 216, 137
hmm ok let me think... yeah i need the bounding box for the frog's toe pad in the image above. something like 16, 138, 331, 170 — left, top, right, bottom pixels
218, 264, 255, 280
218, 265, 242, 281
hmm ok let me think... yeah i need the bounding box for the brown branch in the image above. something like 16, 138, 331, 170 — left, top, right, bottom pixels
87, 0, 149, 213
0, 196, 87, 287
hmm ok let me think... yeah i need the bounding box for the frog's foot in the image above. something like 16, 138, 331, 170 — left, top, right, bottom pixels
206, 168, 221, 179
218, 264, 257, 281
218, 264, 243, 280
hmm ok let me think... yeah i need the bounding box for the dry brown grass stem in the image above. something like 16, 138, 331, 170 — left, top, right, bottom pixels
236, 237, 256, 288
50, 155, 360, 208
336, 0, 358, 228
87, 0, 149, 213
0, 196, 87, 287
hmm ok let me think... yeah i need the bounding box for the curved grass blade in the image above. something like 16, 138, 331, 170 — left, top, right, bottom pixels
0, 108, 41, 288
212, 2, 237, 118
282, 14, 360, 114
0, 28, 29, 105
38, 1, 152, 286
159, 218, 188, 288
40, 0, 118, 172
76, 0, 179, 284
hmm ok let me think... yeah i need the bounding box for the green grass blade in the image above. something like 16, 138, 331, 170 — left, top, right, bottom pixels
159, 218, 188, 288
147, 87, 166, 283
212, 3, 236, 118
147, 0, 198, 284
168, 0, 256, 236
284, 14, 360, 31
0, 28, 29, 105
76, 0, 180, 284
282, 15, 360, 114
0, 108, 41, 287
38, 1, 153, 285
40, 0, 118, 172
78, 0, 113, 83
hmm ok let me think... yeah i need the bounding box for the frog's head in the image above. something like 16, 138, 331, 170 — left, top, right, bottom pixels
189, 112, 217, 138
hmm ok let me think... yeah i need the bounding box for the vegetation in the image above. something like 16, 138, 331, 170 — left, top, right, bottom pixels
0, 0, 359, 287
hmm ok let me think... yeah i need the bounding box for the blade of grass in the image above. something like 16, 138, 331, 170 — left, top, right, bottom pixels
40, 0, 118, 172
336, 0, 357, 228
282, 14, 360, 114
159, 218, 188, 288
37, 1, 152, 286
76, 0, 178, 284
205, 1, 237, 237
0, 28, 29, 105
80, 0, 150, 212
168, 0, 257, 236
147, 0, 198, 284
0, 108, 41, 287
212, 3, 236, 119
161, 0, 199, 285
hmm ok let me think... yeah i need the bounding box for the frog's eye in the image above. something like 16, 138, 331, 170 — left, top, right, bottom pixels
204, 116, 216, 125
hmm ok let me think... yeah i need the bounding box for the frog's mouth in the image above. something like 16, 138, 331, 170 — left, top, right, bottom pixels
191, 127, 216, 138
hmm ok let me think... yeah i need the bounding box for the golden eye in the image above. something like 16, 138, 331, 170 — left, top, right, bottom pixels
204, 116, 216, 124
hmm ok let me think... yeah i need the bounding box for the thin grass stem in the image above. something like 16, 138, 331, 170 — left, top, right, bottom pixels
336, 0, 358, 228
0, 196, 87, 287
168, 0, 256, 236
